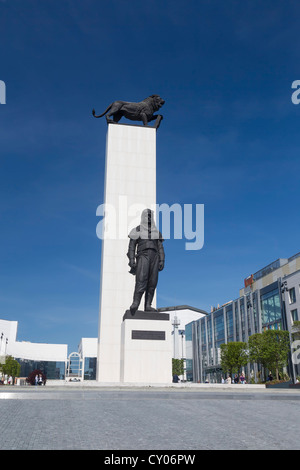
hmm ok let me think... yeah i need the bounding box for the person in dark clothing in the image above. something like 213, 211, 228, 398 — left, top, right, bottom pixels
127, 209, 165, 315
267, 372, 273, 381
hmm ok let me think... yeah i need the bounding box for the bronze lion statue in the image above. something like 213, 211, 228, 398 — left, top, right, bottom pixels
92, 95, 165, 129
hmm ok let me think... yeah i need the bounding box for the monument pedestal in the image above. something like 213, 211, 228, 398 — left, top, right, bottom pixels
97, 123, 157, 383
120, 310, 172, 384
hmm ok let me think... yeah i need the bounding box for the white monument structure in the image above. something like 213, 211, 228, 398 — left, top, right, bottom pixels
96, 101, 172, 383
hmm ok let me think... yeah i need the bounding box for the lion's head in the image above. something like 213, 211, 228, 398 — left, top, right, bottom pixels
146, 95, 165, 111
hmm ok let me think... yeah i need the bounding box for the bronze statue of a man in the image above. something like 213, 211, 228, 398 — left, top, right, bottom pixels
127, 209, 165, 315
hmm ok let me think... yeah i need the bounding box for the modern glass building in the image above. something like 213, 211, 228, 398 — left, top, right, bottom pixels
16, 358, 66, 380
77, 338, 97, 381
0, 319, 98, 382
186, 253, 300, 383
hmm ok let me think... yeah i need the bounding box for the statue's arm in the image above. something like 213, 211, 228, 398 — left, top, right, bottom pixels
158, 239, 165, 271
127, 238, 138, 268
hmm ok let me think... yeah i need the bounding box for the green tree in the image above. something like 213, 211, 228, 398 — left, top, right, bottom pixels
248, 333, 267, 369
172, 358, 184, 376
220, 342, 248, 378
262, 330, 290, 380
249, 330, 290, 381
2, 355, 21, 383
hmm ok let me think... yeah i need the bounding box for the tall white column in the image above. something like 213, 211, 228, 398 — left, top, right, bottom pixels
97, 123, 157, 382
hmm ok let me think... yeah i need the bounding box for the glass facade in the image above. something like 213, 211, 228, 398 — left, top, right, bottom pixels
213, 310, 224, 365
16, 358, 65, 380
206, 317, 213, 366
260, 287, 282, 329
83, 357, 97, 380
226, 306, 234, 341
234, 301, 240, 341
240, 299, 246, 341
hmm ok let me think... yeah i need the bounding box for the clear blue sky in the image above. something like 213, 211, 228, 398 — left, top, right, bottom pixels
1, 0, 300, 353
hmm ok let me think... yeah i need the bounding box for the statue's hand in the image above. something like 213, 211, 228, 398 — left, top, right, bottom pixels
129, 259, 136, 269
159, 260, 164, 271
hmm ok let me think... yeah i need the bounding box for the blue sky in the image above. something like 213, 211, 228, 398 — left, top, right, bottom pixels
1, 0, 300, 353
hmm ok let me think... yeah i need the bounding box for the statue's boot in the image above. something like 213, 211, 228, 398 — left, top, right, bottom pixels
144, 290, 158, 312
130, 291, 143, 316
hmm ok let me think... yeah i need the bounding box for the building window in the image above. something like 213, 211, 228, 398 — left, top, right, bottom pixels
84, 357, 97, 380
66, 352, 82, 379
200, 319, 206, 345
16, 359, 65, 380
226, 307, 234, 339
289, 287, 296, 304
215, 340, 223, 364
207, 317, 212, 343
234, 302, 240, 341
291, 309, 298, 322
213, 311, 225, 342
260, 288, 281, 326
240, 300, 246, 341
185, 323, 193, 381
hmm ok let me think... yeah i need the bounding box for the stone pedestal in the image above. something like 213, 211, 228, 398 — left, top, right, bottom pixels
97, 124, 157, 383
120, 311, 172, 384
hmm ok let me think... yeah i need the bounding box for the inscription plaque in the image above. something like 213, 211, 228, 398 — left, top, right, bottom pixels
131, 330, 166, 341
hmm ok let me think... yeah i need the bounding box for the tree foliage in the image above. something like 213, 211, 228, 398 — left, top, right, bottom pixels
249, 330, 290, 380
172, 358, 184, 376
220, 342, 248, 377
248, 333, 267, 368
1, 355, 21, 379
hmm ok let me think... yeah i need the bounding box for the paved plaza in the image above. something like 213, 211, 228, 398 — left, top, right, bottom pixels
0, 386, 300, 451
0, 385, 300, 451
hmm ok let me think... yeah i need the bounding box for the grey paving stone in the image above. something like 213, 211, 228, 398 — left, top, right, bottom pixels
0, 387, 299, 450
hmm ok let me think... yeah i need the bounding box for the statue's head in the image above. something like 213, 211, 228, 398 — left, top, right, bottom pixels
139, 209, 160, 239
141, 208, 154, 226
148, 95, 165, 111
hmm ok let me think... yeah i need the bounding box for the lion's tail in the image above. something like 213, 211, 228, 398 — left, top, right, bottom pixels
92, 103, 112, 118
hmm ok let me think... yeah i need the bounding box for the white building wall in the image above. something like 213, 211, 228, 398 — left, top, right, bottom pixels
78, 338, 97, 358
0, 319, 18, 356
12, 341, 67, 362
159, 307, 207, 360
0, 318, 67, 363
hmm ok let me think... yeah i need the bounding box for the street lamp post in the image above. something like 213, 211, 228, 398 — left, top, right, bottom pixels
172, 315, 180, 359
